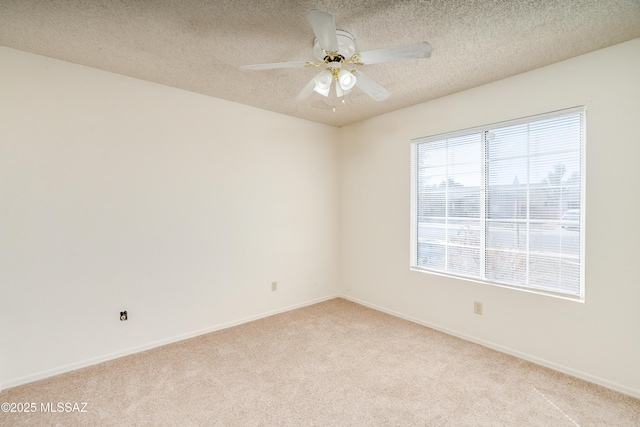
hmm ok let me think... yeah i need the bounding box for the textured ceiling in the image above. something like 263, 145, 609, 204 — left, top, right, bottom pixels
1, 0, 639, 127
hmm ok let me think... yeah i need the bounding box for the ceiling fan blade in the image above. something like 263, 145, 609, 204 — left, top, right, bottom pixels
294, 77, 317, 102
357, 42, 432, 65
307, 10, 339, 53
240, 61, 310, 71
353, 71, 391, 101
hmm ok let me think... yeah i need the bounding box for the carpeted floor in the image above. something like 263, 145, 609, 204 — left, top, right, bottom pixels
1, 298, 639, 426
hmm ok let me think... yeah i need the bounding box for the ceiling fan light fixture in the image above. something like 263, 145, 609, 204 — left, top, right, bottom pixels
313, 85, 331, 97
313, 69, 333, 96
240, 10, 433, 104
338, 69, 356, 90
335, 84, 351, 98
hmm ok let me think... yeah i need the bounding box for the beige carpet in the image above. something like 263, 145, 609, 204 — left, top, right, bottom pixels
1, 298, 639, 426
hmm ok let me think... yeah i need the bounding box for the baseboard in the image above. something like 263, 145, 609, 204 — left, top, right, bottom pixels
340, 294, 640, 400
1, 294, 340, 391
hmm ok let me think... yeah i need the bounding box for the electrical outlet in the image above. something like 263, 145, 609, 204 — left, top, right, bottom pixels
271, 281, 277, 292
474, 301, 483, 315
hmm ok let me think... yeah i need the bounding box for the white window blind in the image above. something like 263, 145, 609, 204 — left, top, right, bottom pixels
411, 108, 584, 299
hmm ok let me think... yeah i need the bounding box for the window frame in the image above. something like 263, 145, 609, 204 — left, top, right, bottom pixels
410, 107, 586, 301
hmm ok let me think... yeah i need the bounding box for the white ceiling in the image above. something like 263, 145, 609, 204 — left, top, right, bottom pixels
1, 0, 639, 127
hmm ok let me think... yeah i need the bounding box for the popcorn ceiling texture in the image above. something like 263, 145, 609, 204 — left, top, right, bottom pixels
1, 0, 639, 127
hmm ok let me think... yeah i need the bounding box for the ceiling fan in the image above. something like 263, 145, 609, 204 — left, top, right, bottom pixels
239, 10, 432, 103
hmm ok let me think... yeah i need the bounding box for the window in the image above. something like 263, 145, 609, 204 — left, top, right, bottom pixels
410, 107, 584, 300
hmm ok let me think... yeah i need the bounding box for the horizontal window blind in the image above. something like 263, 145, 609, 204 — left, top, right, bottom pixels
411, 108, 584, 299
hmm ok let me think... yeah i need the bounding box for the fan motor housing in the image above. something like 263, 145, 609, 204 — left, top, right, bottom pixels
313, 30, 356, 61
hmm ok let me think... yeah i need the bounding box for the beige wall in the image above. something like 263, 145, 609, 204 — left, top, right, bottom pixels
0, 47, 340, 388
339, 38, 640, 397
2, 38, 639, 398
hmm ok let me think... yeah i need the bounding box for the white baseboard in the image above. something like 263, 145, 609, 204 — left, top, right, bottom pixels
5, 292, 638, 400
1, 294, 340, 391
340, 294, 640, 400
